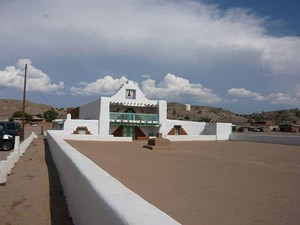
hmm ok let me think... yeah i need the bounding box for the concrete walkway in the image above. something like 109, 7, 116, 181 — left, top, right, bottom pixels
0, 135, 73, 225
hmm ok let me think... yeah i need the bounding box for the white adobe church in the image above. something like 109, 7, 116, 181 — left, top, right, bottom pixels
64, 80, 232, 141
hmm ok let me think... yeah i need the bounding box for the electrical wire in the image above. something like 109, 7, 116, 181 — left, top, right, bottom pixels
0, 73, 19, 90
28, 71, 56, 109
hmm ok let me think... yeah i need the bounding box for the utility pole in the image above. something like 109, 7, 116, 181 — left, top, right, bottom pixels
22, 64, 27, 139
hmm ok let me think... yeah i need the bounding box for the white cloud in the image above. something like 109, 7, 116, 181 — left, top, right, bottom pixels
142, 73, 221, 104
1, 0, 300, 110
227, 88, 266, 101
141, 74, 151, 79
70, 73, 221, 104
228, 88, 299, 105
70, 76, 128, 96
0, 59, 64, 94
1, 0, 299, 78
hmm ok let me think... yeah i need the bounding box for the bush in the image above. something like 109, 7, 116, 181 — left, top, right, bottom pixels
43, 110, 58, 122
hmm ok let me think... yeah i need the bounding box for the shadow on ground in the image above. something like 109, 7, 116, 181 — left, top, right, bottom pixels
44, 138, 74, 225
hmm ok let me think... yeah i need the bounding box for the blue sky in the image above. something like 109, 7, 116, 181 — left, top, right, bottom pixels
0, 0, 299, 114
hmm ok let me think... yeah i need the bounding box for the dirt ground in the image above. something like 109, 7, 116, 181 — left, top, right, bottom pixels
0, 134, 73, 225
67, 140, 300, 225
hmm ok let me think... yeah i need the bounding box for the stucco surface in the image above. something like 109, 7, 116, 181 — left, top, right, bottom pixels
67, 140, 300, 225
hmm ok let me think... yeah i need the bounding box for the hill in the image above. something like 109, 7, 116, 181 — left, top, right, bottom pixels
167, 102, 247, 123
245, 108, 300, 124
0, 99, 66, 121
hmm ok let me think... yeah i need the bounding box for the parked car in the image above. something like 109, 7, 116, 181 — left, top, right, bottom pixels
0, 126, 15, 151
0, 122, 23, 140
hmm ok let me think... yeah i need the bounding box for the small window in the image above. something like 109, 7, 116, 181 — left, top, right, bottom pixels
174, 125, 181, 135
126, 89, 136, 99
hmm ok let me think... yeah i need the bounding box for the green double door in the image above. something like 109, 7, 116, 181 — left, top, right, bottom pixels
123, 126, 135, 139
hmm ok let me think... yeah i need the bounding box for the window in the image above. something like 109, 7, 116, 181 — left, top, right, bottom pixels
125, 89, 136, 99
174, 125, 181, 135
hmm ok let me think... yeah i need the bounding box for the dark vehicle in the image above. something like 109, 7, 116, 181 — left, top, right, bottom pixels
0, 122, 23, 140
0, 126, 15, 151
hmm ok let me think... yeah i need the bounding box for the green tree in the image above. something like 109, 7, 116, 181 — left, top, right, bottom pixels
35, 114, 43, 118
43, 110, 58, 122
199, 116, 211, 122
10, 111, 33, 122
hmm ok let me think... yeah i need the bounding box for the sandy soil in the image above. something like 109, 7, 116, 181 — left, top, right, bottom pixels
0, 134, 73, 225
67, 140, 300, 225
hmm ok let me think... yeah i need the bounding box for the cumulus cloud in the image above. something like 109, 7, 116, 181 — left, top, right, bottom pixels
141, 73, 221, 104
70, 73, 221, 104
228, 88, 299, 105
227, 88, 267, 101
70, 76, 128, 96
0, 59, 64, 94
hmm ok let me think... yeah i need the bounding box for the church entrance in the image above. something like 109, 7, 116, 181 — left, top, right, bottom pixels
122, 126, 135, 140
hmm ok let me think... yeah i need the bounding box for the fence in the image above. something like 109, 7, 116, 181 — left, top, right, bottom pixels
0, 132, 37, 185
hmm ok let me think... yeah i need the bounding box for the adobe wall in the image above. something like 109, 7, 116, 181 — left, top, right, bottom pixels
46, 131, 180, 225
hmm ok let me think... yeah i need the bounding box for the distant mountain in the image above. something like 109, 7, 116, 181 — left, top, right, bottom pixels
0, 99, 66, 121
167, 102, 247, 123
244, 108, 300, 124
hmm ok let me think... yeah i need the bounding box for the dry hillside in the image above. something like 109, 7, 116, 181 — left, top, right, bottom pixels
245, 108, 300, 124
0, 99, 66, 121
167, 102, 247, 123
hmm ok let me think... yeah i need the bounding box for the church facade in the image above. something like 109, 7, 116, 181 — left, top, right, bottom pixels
64, 80, 232, 141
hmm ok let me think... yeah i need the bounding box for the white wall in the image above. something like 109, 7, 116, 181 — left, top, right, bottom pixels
112, 80, 148, 100
99, 97, 110, 136
164, 119, 206, 136
47, 131, 180, 225
139, 126, 159, 137
79, 99, 101, 119
166, 135, 216, 141
230, 133, 300, 146
63, 120, 99, 135
216, 123, 232, 140
61, 134, 132, 142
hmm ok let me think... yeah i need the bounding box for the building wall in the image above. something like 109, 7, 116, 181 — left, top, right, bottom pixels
216, 123, 232, 140
63, 119, 99, 135
164, 120, 206, 136
139, 126, 159, 137
79, 99, 101, 120
99, 97, 110, 136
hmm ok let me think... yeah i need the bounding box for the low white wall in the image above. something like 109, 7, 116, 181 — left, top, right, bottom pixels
165, 120, 206, 136
216, 123, 232, 140
63, 120, 99, 135
166, 135, 216, 141
61, 133, 132, 142
230, 133, 300, 146
0, 133, 36, 184
47, 130, 180, 225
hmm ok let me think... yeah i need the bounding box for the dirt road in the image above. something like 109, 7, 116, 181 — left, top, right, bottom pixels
0, 135, 73, 225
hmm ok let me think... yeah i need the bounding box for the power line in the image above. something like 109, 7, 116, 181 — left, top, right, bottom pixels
0, 73, 19, 90
27, 71, 55, 109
